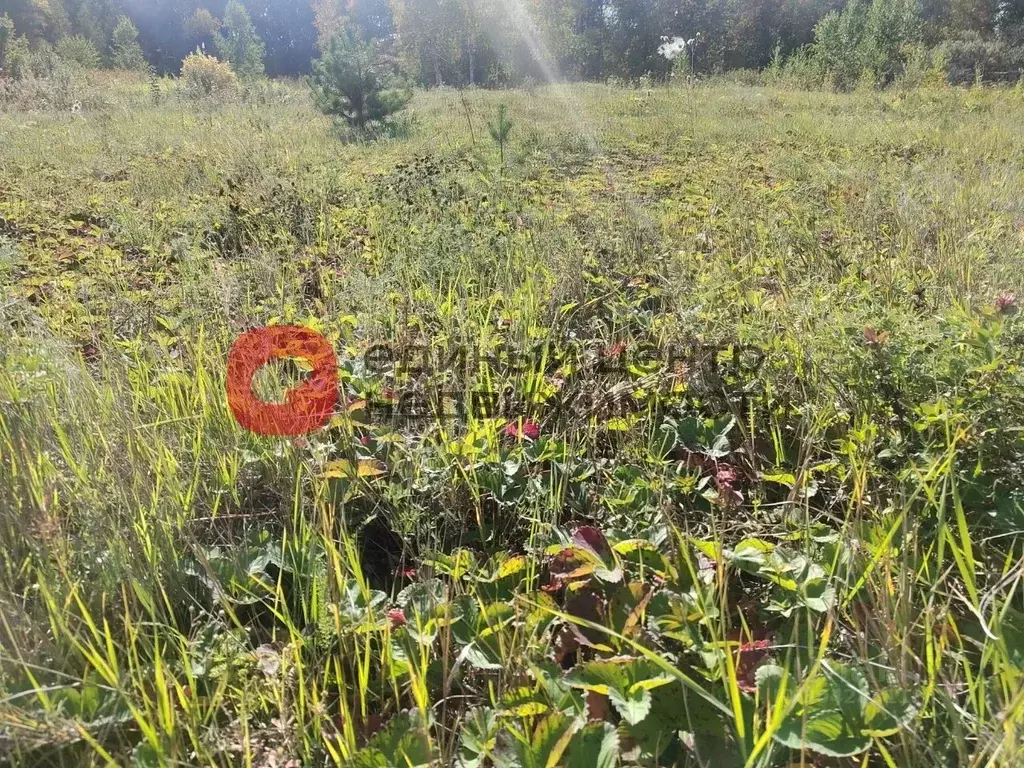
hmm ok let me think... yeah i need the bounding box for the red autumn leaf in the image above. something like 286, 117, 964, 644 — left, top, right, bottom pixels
714, 463, 743, 507
729, 629, 772, 693
572, 526, 612, 561
544, 548, 585, 591
996, 293, 1018, 314
552, 624, 580, 667
587, 691, 612, 722
603, 340, 627, 358
505, 419, 540, 440
863, 326, 889, 348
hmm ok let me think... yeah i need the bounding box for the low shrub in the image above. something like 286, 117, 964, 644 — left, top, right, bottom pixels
895, 43, 948, 89
813, 0, 921, 90
707, 67, 764, 87
2, 38, 61, 81
180, 51, 238, 99
241, 77, 303, 107
0, 28, 97, 110
937, 34, 1024, 85
766, 45, 826, 90
0, 64, 91, 111
55, 36, 101, 70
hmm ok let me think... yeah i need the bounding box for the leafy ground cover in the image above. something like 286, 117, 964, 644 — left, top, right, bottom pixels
2, 78, 1024, 766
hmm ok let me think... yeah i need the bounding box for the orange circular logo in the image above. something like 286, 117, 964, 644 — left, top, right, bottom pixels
226, 326, 338, 436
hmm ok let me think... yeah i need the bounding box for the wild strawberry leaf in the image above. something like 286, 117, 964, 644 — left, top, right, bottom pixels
458, 707, 499, 768
801, 577, 836, 612
612, 539, 674, 578
564, 659, 630, 695
564, 657, 674, 713
607, 686, 651, 724
516, 712, 578, 768
500, 687, 550, 717
422, 548, 476, 579
862, 688, 918, 737
564, 722, 618, 768
351, 709, 436, 767
667, 414, 736, 458
823, 662, 869, 725
496, 554, 527, 580
754, 663, 786, 700
690, 538, 722, 563
525, 590, 559, 637
458, 640, 504, 671
572, 526, 613, 561
728, 542, 771, 573
608, 582, 655, 640
397, 578, 447, 620
770, 663, 878, 757
594, 564, 623, 583
774, 710, 872, 757
762, 471, 797, 487
624, 684, 725, 759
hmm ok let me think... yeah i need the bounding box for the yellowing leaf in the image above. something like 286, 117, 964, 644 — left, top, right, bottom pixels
322, 460, 353, 478
762, 472, 796, 487
321, 459, 386, 479
357, 459, 387, 477
612, 539, 657, 555
497, 555, 527, 580
506, 701, 548, 717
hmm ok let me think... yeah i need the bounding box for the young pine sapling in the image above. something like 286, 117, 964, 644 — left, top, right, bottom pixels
488, 103, 513, 171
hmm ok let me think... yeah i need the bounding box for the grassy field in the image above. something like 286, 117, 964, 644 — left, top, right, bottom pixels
2, 75, 1024, 766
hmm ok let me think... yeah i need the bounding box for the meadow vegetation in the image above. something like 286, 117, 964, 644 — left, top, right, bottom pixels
2, 74, 1024, 766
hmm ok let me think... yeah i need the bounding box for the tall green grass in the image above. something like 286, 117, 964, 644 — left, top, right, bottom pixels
1, 79, 1023, 765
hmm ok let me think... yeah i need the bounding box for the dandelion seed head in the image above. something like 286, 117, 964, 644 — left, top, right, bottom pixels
658, 36, 688, 61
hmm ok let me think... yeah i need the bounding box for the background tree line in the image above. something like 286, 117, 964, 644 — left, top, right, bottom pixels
2, 0, 1023, 84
